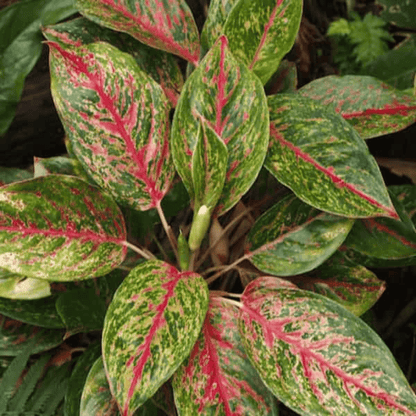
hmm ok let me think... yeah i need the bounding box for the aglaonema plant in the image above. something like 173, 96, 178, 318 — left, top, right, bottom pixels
1, 0, 416, 415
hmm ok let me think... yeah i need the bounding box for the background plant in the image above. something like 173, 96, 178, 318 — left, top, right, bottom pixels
0, 0, 416, 415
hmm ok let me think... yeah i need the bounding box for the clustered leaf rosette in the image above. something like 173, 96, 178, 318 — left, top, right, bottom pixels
1, 0, 416, 415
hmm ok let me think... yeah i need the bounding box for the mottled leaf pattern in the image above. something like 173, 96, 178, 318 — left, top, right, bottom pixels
299, 75, 416, 139
223, 0, 303, 84
102, 260, 209, 416
200, 0, 239, 55
0, 175, 127, 281
80, 356, 120, 416
375, 0, 416, 30
75, 0, 200, 64
298, 251, 386, 316
43, 17, 184, 106
192, 122, 228, 213
48, 41, 173, 211
0, 270, 51, 300
390, 184, 416, 226
265, 94, 398, 218
0, 167, 32, 187
171, 36, 269, 216
239, 276, 416, 415
246, 194, 354, 276
172, 297, 278, 415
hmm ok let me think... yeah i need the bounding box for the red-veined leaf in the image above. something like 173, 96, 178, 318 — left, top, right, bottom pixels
48, 41, 174, 211
0, 175, 127, 281
171, 35, 269, 216
222, 0, 303, 84
299, 75, 416, 139
172, 296, 278, 415
43, 17, 183, 106
75, 0, 200, 65
297, 250, 386, 316
246, 194, 354, 276
239, 276, 416, 415
265, 93, 398, 219
102, 260, 209, 416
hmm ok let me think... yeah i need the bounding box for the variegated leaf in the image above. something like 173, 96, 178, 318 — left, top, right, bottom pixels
298, 250, 385, 316
390, 184, 416, 226
246, 194, 354, 276
265, 94, 398, 219
223, 0, 303, 84
192, 122, 228, 213
299, 75, 416, 139
48, 41, 174, 211
239, 276, 416, 415
80, 356, 120, 416
0, 270, 51, 300
200, 0, 239, 55
43, 17, 183, 106
172, 296, 278, 415
102, 260, 209, 416
171, 35, 269, 216
75, 0, 200, 65
0, 175, 127, 281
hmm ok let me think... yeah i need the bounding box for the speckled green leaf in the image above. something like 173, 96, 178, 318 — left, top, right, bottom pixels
171, 36, 269, 216
246, 194, 354, 276
48, 41, 174, 211
43, 17, 184, 106
192, 122, 228, 213
172, 296, 278, 415
0, 269, 51, 300
102, 260, 209, 416
200, 0, 239, 55
238, 276, 416, 415
390, 184, 416, 226
265, 94, 398, 219
222, 0, 303, 84
0, 167, 32, 187
65, 341, 101, 416
299, 75, 416, 139
75, 0, 200, 65
0, 175, 127, 281
80, 356, 120, 416
298, 251, 385, 316
0, 316, 64, 356
375, 0, 416, 29
56, 288, 107, 335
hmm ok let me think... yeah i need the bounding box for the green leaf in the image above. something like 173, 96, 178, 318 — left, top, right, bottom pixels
222, 0, 303, 84
298, 250, 386, 316
102, 260, 209, 416
239, 276, 416, 415
0, 296, 64, 328
299, 75, 416, 139
0, 317, 64, 356
0, 167, 32, 186
246, 194, 354, 276
171, 36, 269, 216
0, 175, 127, 281
365, 34, 416, 90
43, 17, 184, 106
172, 296, 278, 414
34, 156, 96, 185
48, 41, 174, 211
390, 184, 416, 226
265, 93, 398, 218
75, 0, 200, 65
0, 270, 51, 299
65, 341, 101, 416
0, 0, 76, 135
56, 288, 107, 335
375, 0, 416, 29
